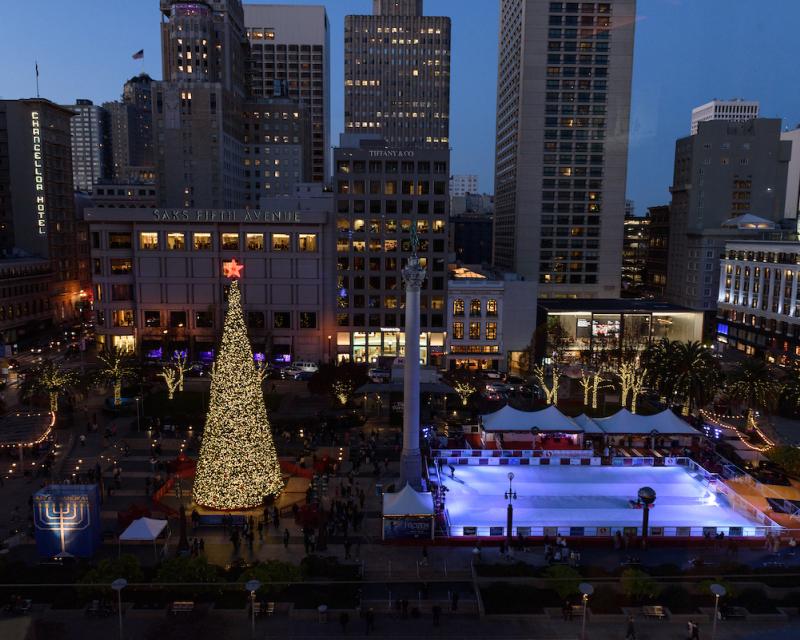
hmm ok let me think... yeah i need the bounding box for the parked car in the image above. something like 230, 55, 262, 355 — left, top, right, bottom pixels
280, 366, 304, 379
292, 370, 314, 381
294, 361, 320, 373
368, 367, 391, 383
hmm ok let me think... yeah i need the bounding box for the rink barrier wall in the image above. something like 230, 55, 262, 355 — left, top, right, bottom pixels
429, 451, 782, 537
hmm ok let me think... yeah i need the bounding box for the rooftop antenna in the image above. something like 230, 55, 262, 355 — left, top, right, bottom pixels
35, 61, 40, 98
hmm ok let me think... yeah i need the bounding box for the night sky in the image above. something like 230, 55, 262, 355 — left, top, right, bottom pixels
2, 0, 798, 214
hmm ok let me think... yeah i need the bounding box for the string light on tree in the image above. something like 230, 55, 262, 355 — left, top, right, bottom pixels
193, 261, 283, 510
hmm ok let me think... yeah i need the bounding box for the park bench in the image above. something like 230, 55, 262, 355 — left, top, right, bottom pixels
643, 605, 667, 619
252, 601, 275, 617
170, 601, 194, 614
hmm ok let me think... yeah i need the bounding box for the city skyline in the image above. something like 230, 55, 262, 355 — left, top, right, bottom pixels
2, 0, 800, 212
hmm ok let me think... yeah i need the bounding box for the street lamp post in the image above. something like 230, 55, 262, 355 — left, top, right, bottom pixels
711, 583, 726, 640
135, 397, 141, 433
504, 472, 517, 548
579, 582, 594, 640
637, 487, 656, 549
327, 335, 332, 363
245, 579, 262, 639
111, 578, 127, 640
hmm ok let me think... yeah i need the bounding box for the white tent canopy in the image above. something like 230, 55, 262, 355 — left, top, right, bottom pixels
119, 517, 168, 541
573, 413, 607, 434
383, 484, 434, 516
481, 405, 582, 433
592, 408, 701, 436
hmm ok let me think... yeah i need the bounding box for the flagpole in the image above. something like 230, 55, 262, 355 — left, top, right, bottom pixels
35, 61, 40, 98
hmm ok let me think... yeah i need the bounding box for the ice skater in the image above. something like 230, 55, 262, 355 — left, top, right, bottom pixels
448, 464, 456, 478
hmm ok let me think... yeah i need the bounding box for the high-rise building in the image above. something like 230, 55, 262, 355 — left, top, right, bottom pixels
153, 0, 249, 208
344, 0, 451, 148
333, 134, 448, 365
666, 118, 791, 313
644, 204, 669, 298
493, 0, 636, 299
243, 92, 312, 202
449, 174, 478, 197
690, 99, 759, 135
0, 99, 90, 330
64, 99, 111, 192
621, 210, 648, 295
244, 4, 330, 182
104, 74, 155, 183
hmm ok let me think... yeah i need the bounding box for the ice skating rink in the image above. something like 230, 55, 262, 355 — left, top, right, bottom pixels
440, 464, 764, 535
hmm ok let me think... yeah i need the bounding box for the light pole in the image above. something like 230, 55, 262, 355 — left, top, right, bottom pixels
504, 472, 517, 548
135, 396, 141, 433
111, 578, 127, 640
246, 579, 262, 638
638, 487, 656, 549
579, 582, 593, 640
711, 583, 726, 640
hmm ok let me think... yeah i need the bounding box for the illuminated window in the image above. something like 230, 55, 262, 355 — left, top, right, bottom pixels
299, 312, 317, 329
167, 232, 185, 250
246, 233, 264, 250
193, 232, 212, 250
453, 299, 464, 316
452, 321, 464, 339
271, 233, 290, 251
487, 299, 498, 316
487, 322, 497, 340
221, 233, 239, 250
470, 299, 482, 316
139, 232, 159, 250
111, 258, 132, 275
299, 234, 318, 252
469, 322, 481, 340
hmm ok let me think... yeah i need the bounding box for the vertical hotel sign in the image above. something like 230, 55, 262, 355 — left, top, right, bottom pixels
31, 111, 47, 235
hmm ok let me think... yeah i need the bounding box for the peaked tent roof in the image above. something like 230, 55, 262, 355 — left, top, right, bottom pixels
119, 517, 168, 541
383, 484, 434, 516
573, 413, 606, 434
594, 408, 700, 436
721, 213, 776, 229
481, 404, 582, 432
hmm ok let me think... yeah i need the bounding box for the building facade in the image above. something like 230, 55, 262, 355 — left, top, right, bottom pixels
243, 95, 312, 201
87, 186, 335, 362
621, 211, 649, 295
450, 212, 493, 265
445, 266, 537, 372
244, 4, 330, 183
344, 0, 451, 148
666, 118, 791, 312
64, 99, 111, 193
0, 99, 89, 324
333, 134, 448, 365
449, 174, 478, 197
493, 0, 636, 299
91, 183, 159, 209
644, 204, 669, 298
716, 240, 800, 365
690, 99, 759, 135
781, 127, 800, 221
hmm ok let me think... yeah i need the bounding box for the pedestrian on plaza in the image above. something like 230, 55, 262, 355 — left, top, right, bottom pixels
432, 604, 441, 626
421, 545, 429, 566
199, 538, 205, 553
688, 620, 700, 640
339, 611, 349, 634
562, 601, 572, 621
625, 615, 636, 639
257, 519, 264, 541
283, 528, 290, 550
79, 434, 86, 446
364, 608, 375, 635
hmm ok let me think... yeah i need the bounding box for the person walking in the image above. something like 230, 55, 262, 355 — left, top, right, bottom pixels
283, 527, 290, 550
421, 545, 429, 567
625, 615, 636, 640
339, 611, 349, 634
257, 519, 264, 541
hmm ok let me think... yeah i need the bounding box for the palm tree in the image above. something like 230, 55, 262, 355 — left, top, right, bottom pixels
641, 338, 676, 401
19, 359, 78, 413
726, 359, 781, 424
96, 348, 137, 406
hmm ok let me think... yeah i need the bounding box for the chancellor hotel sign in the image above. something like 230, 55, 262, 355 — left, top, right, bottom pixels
31, 111, 47, 236
153, 209, 301, 223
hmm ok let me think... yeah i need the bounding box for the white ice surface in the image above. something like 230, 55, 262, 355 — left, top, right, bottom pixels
440, 464, 760, 530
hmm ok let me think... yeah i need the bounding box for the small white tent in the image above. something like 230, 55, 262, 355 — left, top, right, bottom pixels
119, 517, 169, 558
382, 484, 434, 540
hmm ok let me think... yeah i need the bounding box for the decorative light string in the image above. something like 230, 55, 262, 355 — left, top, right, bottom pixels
700, 409, 774, 452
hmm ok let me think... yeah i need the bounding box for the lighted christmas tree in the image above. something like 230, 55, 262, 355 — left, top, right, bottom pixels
193, 260, 283, 509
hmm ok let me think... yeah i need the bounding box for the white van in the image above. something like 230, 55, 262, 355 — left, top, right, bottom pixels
294, 361, 319, 373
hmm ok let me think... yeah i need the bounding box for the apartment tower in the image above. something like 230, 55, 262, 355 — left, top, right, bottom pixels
493, 0, 636, 298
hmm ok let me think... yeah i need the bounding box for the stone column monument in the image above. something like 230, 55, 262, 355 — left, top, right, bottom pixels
400, 236, 426, 490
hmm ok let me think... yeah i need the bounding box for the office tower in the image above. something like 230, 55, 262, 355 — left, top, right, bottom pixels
644, 204, 669, 298
781, 127, 800, 221
621, 209, 648, 294
153, 0, 249, 208
450, 174, 478, 197
64, 99, 111, 192
104, 74, 155, 183
243, 90, 312, 202
244, 4, 330, 182
344, 1, 451, 148
493, 0, 636, 299
0, 99, 90, 331
690, 99, 759, 135
666, 118, 790, 312
333, 134, 448, 365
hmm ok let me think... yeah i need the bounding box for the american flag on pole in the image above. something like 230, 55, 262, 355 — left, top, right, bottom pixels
132, 49, 144, 60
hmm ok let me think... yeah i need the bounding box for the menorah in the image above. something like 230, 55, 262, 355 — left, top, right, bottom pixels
34, 494, 92, 556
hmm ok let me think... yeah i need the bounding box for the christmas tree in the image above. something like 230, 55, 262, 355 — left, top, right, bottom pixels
193, 264, 283, 509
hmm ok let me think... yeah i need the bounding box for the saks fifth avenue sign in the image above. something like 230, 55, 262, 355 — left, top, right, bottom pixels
31, 111, 47, 236
153, 209, 301, 223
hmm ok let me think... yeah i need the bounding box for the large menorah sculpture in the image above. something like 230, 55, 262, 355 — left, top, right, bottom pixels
34, 494, 92, 556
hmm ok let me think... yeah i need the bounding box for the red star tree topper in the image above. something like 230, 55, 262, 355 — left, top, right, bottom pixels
223, 258, 244, 279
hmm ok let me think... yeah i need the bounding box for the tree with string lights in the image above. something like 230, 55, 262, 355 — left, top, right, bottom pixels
193, 259, 283, 510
